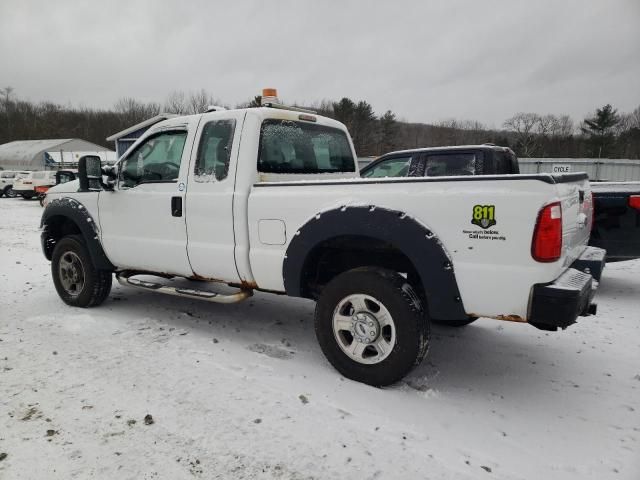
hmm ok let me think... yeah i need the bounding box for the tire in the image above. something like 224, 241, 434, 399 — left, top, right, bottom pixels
315, 267, 430, 387
5, 186, 17, 198
22, 192, 35, 200
433, 317, 478, 327
51, 235, 112, 307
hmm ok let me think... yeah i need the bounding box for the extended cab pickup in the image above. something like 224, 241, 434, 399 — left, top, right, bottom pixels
40, 104, 604, 386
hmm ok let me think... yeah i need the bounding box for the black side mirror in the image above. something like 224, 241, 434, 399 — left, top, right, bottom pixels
78, 155, 103, 192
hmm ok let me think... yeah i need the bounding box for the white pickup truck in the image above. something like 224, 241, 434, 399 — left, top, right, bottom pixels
40, 95, 604, 386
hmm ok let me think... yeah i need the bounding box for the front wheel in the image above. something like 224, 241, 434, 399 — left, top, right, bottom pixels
315, 268, 430, 387
4, 186, 17, 198
51, 235, 112, 307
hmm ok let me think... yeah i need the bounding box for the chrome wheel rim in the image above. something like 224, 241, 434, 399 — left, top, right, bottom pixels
58, 251, 85, 297
332, 294, 396, 365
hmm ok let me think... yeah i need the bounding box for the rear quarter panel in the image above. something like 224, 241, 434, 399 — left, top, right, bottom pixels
248, 176, 574, 319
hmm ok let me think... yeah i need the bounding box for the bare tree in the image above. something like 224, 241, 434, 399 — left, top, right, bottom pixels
503, 112, 541, 157
0, 86, 14, 104
164, 90, 187, 114
188, 89, 216, 114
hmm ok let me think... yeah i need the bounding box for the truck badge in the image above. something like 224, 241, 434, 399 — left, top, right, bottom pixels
471, 205, 496, 229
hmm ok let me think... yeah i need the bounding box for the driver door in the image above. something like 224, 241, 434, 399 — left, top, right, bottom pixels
98, 118, 199, 276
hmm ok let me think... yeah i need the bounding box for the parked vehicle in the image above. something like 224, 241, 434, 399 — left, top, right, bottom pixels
35, 170, 76, 206
0, 170, 30, 198
589, 182, 640, 261
362, 145, 640, 262
40, 94, 603, 386
13, 170, 58, 199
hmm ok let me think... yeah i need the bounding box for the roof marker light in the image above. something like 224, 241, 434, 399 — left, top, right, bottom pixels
261, 88, 279, 106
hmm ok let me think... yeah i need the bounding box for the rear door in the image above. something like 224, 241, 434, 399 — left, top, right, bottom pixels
184, 110, 246, 282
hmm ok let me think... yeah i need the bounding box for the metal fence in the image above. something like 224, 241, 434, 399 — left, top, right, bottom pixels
519, 158, 640, 181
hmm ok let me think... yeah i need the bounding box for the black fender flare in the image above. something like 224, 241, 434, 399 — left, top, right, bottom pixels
282, 205, 467, 320
40, 197, 114, 271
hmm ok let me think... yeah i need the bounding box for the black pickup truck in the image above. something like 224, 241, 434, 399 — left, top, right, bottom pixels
361, 145, 640, 262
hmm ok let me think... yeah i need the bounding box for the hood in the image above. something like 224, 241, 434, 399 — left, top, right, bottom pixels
48, 179, 80, 194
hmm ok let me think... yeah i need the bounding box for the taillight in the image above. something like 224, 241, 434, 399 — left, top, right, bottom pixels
630, 195, 640, 210
532, 201, 563, 262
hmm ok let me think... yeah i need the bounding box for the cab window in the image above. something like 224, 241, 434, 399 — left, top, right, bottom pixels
361, 156, 411, 178
120, 130, 187, 188
424, 153, 478, 176
194, 119, 236, 181
258, 120, 355, 174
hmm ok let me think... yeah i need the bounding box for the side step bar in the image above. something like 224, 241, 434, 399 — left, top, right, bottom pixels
116, 271, 252, 304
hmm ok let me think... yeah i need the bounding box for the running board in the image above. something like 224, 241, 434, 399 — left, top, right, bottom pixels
115, 272, 252, 304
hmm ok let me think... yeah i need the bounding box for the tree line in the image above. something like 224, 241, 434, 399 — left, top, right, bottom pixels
1, 87, 639, 159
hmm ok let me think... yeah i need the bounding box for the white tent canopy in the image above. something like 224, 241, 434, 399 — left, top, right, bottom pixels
0, 139, 114, 170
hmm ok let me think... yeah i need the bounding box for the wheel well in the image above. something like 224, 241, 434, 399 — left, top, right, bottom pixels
42, 215, 82, 260
299, 235, 422, 299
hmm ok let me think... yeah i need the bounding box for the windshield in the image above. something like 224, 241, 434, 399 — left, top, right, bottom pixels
258, 119, 355, 174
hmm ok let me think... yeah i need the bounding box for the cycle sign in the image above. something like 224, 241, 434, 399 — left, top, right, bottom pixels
552, 164, 572, 173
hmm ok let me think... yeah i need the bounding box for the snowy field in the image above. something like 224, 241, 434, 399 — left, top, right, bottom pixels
0, 198, 638, 480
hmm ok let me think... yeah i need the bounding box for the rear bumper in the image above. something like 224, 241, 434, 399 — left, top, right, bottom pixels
529, 246, 606, 331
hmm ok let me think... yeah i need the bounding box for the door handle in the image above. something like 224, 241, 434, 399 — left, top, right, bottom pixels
171, 196, 182, 217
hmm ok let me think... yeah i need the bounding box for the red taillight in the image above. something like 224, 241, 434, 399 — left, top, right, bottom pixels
630, 195, 640, 210
532, 201, 563, 262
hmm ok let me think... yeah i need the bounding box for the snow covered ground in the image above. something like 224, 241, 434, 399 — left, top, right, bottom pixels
0, 197, 638, 480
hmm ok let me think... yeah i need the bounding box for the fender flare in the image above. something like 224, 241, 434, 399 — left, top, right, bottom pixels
283, 205, 467, 320
40, 197, 114, 271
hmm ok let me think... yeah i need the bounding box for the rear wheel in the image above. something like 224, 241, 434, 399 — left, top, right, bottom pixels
51, 235, 112, 307
315, 268, 430, 387
5, 186, 17, 198
22, 192, 35, 200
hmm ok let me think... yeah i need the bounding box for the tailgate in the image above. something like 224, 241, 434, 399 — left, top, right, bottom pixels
554, 173, 592, 265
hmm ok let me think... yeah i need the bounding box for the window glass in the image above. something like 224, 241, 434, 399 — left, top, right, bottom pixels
57, 172, 75, 184
1, 172, 16, 178
494, 151, 516, 174
361, 156, 411, 178
120, 131, 187, 188
194, 119, 236, 181
425, 153, 477, 176
258, 120, 355, 174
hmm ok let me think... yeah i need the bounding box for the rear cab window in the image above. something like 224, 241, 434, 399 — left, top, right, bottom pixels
194, 119, 236, 181
258, 119, 355, 174
424, 153, 479, 176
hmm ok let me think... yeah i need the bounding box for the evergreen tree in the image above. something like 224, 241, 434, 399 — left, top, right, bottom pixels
581, 104, 620, 158
378, 110, 398, 154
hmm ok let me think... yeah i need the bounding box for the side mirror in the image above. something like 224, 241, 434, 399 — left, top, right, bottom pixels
78, 155, 103, 192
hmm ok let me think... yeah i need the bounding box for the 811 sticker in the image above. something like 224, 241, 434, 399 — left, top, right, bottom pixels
471, 204, 496, 229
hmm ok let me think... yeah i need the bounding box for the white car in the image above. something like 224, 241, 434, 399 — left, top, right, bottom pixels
13, 170, 58, 199
40, 91, 604, 386
0, 170, 30, 198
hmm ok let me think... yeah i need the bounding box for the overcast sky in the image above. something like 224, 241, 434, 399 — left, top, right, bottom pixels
1, 0, 638, 126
